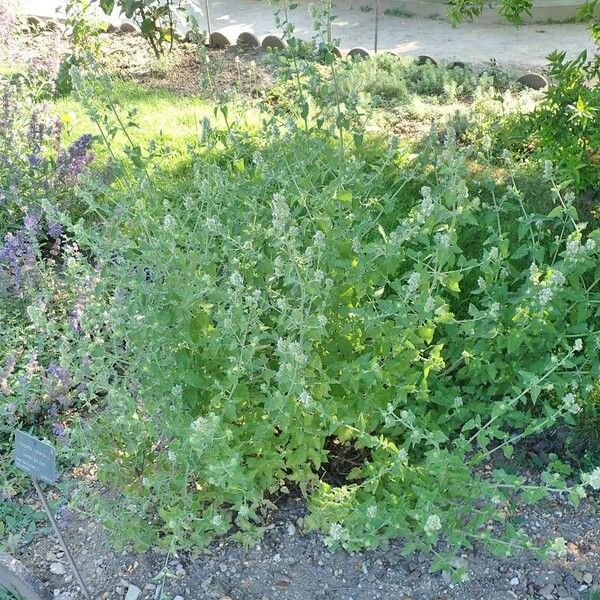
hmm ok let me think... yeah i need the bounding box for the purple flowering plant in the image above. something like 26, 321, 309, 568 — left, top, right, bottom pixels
0, 70, 97, 491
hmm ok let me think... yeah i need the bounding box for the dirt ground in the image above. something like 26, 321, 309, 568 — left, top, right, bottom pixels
11, 490, 599, 600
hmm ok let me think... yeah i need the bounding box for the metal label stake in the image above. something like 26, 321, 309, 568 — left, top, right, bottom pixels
14, 431, 92, 600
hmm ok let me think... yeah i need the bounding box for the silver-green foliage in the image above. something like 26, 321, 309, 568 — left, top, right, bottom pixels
62, 67, 600, 573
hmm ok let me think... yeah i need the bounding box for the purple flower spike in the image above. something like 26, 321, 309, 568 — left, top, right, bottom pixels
56, 134, 94, 185
23, 211, 41, 234
47, 221, 63, 239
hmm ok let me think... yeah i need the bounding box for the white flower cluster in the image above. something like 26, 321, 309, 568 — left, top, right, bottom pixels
424, 514, 442, 535
424, 296, 436, 313
538, 269, 566, 306
312, 230, 325, 248
326, 523, 344, 545
298, 390, 312, 406
230, 271, 244, 288
484, 246, 499, 265
407, 271, 421, 293
416, 186, 434, 221
205, 216, 220, 233
435, 232, 451, 248
272, 193, 290, 231
563, 392, 581, 414
582, 467, 600, 490
276, 338, 308, 366
565, 236, 596, 261
252, 151, 264, 167
488, 302, 500, 320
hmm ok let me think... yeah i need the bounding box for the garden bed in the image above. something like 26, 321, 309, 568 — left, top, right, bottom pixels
2, 6, 600, 600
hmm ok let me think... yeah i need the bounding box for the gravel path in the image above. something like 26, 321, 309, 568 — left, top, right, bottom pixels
18, 0, 597, 68
14, 494, 600, 600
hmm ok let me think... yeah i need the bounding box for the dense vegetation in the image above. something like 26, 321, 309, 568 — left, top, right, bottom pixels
1, 0, 599, 579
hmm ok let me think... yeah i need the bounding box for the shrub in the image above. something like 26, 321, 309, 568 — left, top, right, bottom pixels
99, 0, 182, 58
63, 68, 600, 569
527, 51, 600, 191
0, 79, 96, 496
336, 54, 495, 107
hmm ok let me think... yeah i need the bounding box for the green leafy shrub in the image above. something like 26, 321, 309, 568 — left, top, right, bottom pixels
336, 54, 496, 106
61, 64, 600, 569
99, 0, 181, 58
527, 51, 600, 191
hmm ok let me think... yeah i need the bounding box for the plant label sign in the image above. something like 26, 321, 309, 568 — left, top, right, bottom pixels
14, 430, 56, 484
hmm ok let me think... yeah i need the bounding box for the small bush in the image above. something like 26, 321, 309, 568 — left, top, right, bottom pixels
528, 50, 600, 191
62, 70, 600, 567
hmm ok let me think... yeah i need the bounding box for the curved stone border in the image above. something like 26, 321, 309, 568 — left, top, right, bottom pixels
347, 46, 370, 60
209, 31, 232, 48
517, 72, 548, 90
0, 552, 49, 600
119, 22, 137, 33
25, 15, 42, 32
417, 54, 437, 66
261, 35, 287, 50
45, 19, 62, 31
450, 60, 468, 69
236, 31, 260, 48
331, 46, 343, 59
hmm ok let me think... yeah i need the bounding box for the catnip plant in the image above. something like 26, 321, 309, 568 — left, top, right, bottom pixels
62, 65, 600, 575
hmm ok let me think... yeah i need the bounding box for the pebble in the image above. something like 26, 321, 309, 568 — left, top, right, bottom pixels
173, 596, 184, 600
510, 577, 519, 586
50, 562, 66, 575
539, 583, 555, 597
124, 584, 141, 600
584, 573, 593, 584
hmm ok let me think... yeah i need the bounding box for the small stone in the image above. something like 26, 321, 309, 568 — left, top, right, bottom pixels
209, 31, 232, 48
50, 562, 66, 575
441, 571, 451, 585
236, 31, 260, 48
125, 585, 141, 600
347, 47, 370, 60
584, 573, 593, 584
54, 591, 61, 597
273, 553, 282, 563
539, 583, 555, 597
219, 563, 228, 572
261, 35, 287, 50
173, 596, 184, 600
510, 577, 519, 586
517, 73, 548, 90
286, 522, 295, 536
